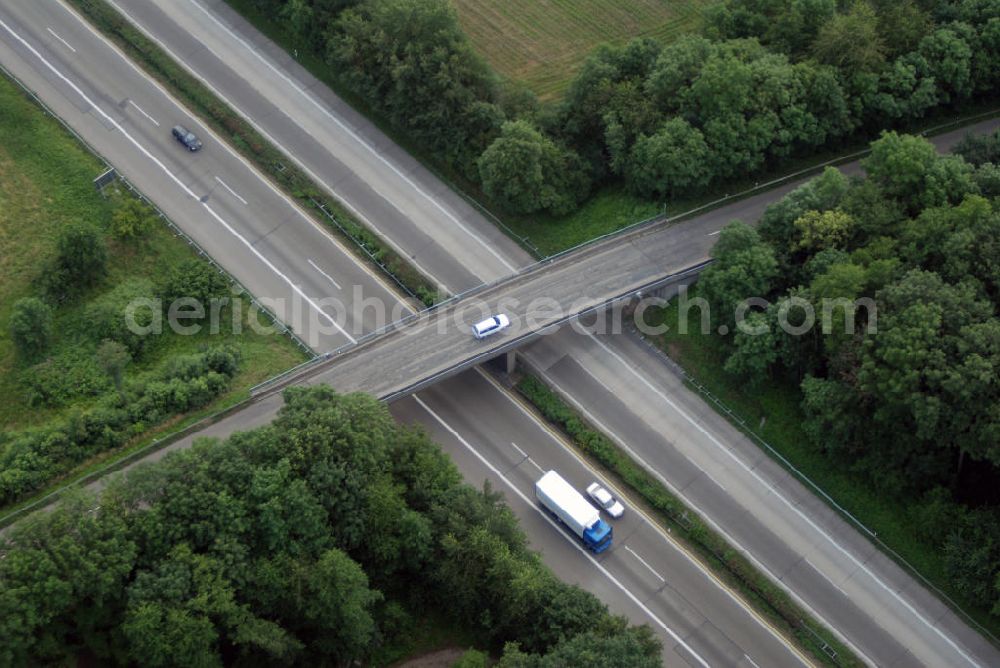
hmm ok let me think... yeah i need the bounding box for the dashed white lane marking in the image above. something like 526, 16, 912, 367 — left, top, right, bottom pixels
510, 441, 544, 474
708, 229, 722, 236
478, 368, 815, 667
128, 99, 159, 126
510, 441, 529, 459
0, 16, 355, 346
805, 558, 849, 598
307, 258, 341, 291
46, 27, 75, 53
583, 332, 981, 667
214, 175, 247, 204
186, 0, 520, 276
65, 0, 418, 314
624, 545, 666, 583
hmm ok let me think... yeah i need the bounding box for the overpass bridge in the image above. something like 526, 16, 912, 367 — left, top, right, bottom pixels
272, 210, 724, 401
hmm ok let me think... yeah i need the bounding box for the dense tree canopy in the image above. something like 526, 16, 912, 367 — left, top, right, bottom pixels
0, 387, 660, 665
239, 0, 1000, 218
705, 131, 1000, 616
326, 0, 504, 178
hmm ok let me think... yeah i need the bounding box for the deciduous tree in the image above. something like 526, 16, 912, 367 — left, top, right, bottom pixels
46, 223, 108, 299
626, 118, 712, 199
478, 120, 589, 216
699, 222, 779, 329
813, 1, 886, 72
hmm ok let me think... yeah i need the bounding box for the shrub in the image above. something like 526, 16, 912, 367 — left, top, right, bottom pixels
158, 259, 230, 307
44, 223, 108, 300
0, 345, 241, 506
109, 197, 156, 240
22, 350, 109, 408
87, 278, 158, 357
8, 297, 54, 362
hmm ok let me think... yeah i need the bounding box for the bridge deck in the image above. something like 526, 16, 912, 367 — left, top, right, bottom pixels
294, 211, 722, 399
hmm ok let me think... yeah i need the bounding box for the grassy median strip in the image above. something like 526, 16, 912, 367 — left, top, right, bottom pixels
514, 372, 864, 668
66, 0, 442, 307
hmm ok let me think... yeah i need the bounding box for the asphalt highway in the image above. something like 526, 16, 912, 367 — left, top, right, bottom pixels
0, 0, 405, 353
0, 1, 814, 664
112, 0, 530, 294
391, 370, 812, 668
3, 0, 1000, 665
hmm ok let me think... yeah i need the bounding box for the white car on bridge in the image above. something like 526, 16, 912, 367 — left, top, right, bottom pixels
471, 314, 510, 339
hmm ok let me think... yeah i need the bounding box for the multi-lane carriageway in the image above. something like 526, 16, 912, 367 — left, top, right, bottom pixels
1, 0, 1000, 665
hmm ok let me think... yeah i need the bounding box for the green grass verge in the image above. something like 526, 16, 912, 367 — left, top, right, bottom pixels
502, 186, 662, 257
514, 372, 863, 668
67, 0, 441, 306
368, 612, 484, 668
643, 289, 1000, 639
0, 67, 306, 516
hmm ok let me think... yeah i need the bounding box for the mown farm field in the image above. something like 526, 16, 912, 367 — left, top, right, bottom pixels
453, 0, 716, 100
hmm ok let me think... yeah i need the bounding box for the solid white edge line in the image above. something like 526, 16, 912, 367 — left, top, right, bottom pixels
581, 331, 982, 668
411, 393, 712, 668
0, 16, 356, 346
184, 0, 520, 275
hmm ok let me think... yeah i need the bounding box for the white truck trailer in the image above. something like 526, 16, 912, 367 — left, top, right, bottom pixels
535, 470, 613, 553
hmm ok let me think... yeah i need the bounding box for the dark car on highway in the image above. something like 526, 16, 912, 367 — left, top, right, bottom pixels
171, 124, 202, 151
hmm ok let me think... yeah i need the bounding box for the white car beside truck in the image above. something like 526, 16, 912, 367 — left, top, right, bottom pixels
586, 482, 625, 519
